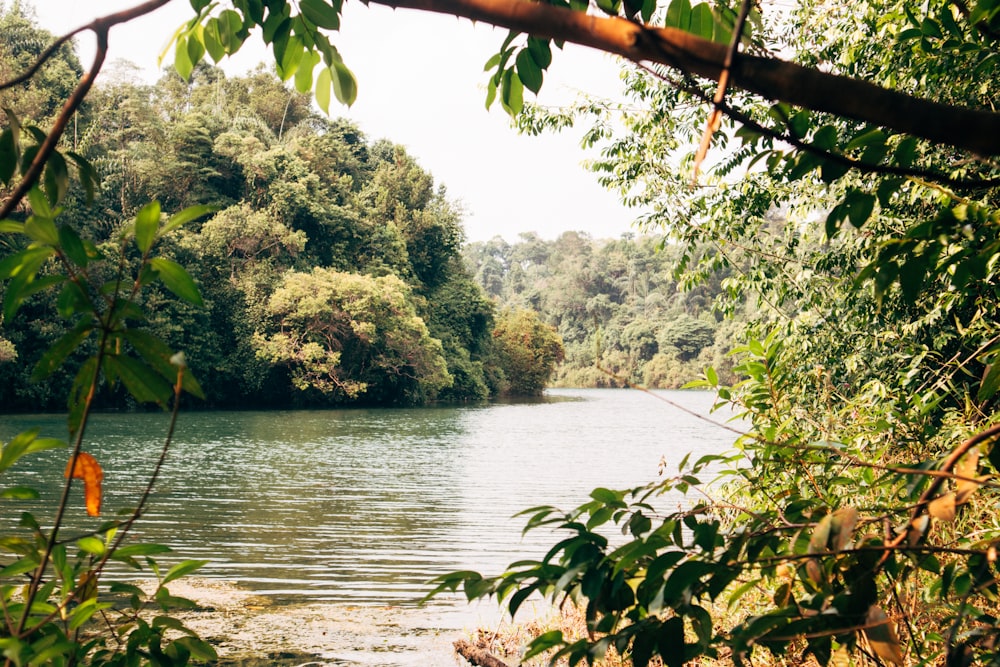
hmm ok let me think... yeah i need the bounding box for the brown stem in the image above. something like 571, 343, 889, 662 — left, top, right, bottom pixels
15, 331, 108, 638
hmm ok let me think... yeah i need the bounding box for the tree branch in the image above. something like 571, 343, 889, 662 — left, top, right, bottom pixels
373, 0, 1000, 157
0, 0, 174, 221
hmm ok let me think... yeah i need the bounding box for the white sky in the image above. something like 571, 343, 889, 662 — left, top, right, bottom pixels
22, 0, 640, 243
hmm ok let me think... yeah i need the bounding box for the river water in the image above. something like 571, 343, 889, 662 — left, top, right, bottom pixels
0, 388, 740, 664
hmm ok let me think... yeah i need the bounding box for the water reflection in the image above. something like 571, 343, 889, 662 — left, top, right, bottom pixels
0, 389, 737, 606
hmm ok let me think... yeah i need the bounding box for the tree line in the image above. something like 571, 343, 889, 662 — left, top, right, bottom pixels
0, 5, 563, 410
464, 231, 743, 389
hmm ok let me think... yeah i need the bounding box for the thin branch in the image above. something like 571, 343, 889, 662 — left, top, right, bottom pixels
692, 0, 753, 180
0, 0, 174, 221
636, 61, 1000, 190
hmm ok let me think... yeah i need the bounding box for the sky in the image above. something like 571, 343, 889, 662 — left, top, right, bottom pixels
22, 0, 641, 243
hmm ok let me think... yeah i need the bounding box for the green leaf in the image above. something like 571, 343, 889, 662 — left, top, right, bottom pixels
501, 69, 524, 115
134, 201, 161, 254
174, 636, 219, 661
0, 430, 65, 473
979, 357, 1000, 401
218, 9, 247, 53
527, 37, 552, 69
149, 257, 204, 307
315, 65, 332, 113
523, 630, 565, 661
300, 0, 341, 29
0, 556, 40, 578
115, 544, 172, 559
665, 0, 692, 28
516, 49, 543, 94
32, 317, 93, 382
43, 150, 69, 206
277, 34, 305, 80
0, 486, 39, 500
330, 61, 358, 106
294, 50, 319, 94
689, 4, 715, 39
164, 204, 216, 234
76, 536, 106, 556
104, 355, 173, 406
125, 329, 205, 400
27, 184, 52, 218
68, 599, 112, 631
162, 559, 209, 585
1, 246, 56, 321
65, 151, 99, 205
0, 128, 17, 185
24, 215, 59, 246
186, 26, 206, 68
845, 190, 876, 228
174, 35, 194, 80
58, 224, 89, 267
203, 18, 226, 62
595, 0, 621, 15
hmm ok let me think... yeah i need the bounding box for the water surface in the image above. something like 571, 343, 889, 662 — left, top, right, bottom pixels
0, 388, 738, 607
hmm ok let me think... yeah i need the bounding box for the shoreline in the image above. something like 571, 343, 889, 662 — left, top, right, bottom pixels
154, 579, 504, 666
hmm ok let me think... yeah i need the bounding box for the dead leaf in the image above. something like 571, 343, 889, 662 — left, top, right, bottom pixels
955, 447, 980, 505
831, 507, 859, 551
809, 513, 834, 553
928, 493, 957, 522
907, 514, 930, 547
64, 451, 103, 517
863, 606, 905, 666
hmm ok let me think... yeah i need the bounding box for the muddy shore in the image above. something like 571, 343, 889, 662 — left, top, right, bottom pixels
160, 579, 508, 666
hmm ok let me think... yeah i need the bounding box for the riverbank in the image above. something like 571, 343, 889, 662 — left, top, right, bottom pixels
161, 579, 494, 666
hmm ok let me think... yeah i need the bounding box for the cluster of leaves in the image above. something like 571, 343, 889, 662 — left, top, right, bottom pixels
172, 0, 357, 111
0, 100, 216, 662
432, 334, 1000, 665
430, 0, 1000, 663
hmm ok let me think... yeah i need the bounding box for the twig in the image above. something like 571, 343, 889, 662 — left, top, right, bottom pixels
0, 0, 174, 221
454, 639, 512, 667
692, 0, 754, 181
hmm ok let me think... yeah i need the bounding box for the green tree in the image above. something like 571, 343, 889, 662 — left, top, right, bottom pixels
492, 307, 565, 395
254, 268, 452, 403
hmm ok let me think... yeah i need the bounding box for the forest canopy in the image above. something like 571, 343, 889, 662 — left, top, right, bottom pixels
0, 10, 565, 408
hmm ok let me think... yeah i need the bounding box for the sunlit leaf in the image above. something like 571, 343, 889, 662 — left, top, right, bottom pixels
162, 559, 209, 585
149, 257, 204, 306
300, 0, 341, 29
43, 150, 69, 206
64, 451, 103, 517
330, 61, 357, 107
927, 493, 956, 522
134, 201, 161, 254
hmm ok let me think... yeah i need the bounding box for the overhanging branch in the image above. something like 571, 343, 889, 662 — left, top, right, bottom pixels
373, 0, 1000, 157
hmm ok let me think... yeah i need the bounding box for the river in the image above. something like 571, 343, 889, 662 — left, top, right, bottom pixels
0, 388, 740, 664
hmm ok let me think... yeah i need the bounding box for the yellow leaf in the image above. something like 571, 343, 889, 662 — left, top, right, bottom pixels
64, 451, 103, 517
